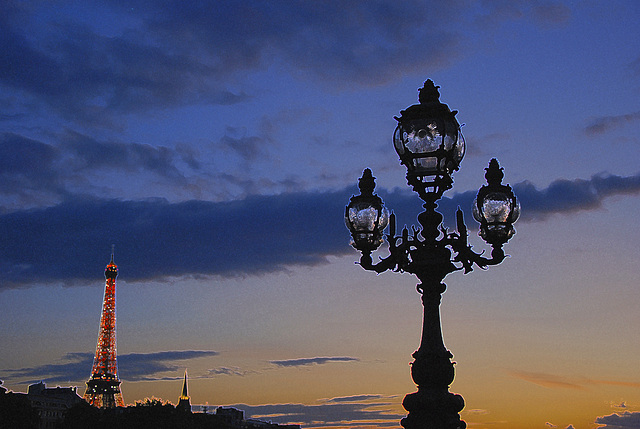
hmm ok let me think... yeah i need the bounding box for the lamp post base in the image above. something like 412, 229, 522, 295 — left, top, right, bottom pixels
401, 388, 466, 429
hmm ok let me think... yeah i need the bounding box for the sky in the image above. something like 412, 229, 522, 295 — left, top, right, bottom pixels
1, 1, 639, 428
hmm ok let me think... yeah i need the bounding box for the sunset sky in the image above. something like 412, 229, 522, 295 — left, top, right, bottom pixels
1, 1, 640, 428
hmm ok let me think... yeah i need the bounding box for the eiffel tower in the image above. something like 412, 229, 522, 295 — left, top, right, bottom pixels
83, 250, 125, 408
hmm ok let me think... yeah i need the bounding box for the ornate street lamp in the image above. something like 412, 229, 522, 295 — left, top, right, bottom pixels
345, 80, 519, 429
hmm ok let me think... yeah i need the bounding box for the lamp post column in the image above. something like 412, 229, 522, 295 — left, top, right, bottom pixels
402, 282, 465, 429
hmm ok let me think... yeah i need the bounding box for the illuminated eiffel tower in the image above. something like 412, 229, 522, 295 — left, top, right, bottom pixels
83, 250, 125, 408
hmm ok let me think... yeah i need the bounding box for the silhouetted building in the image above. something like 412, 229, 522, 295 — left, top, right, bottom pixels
245, 419, 301, 429
214, 406, 301, 429
216, 406, 244, 425
177, 369, 191, 412
27, 381, 83, 429
84, 251, 125, 408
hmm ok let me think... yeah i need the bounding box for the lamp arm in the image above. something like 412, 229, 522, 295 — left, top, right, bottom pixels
357, 229, 413, 273
447, 207, 506, 272
475, 245, 506, 267
358, 251, 397, 273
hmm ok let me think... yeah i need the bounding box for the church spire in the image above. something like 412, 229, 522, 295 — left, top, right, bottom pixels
180, 369, 188, 399
177, 369, 191, 412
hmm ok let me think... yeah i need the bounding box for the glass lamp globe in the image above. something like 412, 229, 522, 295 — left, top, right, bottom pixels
345, 169, 390, 252
473, 159, 520, 246
345, 202, 389, 251
393, 80, 465, 195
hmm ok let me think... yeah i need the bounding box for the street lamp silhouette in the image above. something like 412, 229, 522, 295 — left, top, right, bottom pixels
345, 80, 519, 429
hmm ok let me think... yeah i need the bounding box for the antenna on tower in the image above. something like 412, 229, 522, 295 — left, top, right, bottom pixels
111, 244, 115, 262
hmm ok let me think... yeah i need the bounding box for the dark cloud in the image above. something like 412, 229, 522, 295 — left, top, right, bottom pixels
2, 350, 218, 385
118, 351, 219, 382
61, 130, 191, 179
0, 130, 306, 208
0, 189, 353, 287
391, 170, 640, 226
0, 131, 209, 209
2, 169, 640, 288
0, 133, 65, 200
584, 111, 640, 135
511, 172, 640, 221
2, 353, 93, 385
231, 399, 402, 428
0, 1, 469, 125
269, 357, 359, 368
595, 411, 640, 429
0, 1, 580, 130
0, 5, 249, 125
115, 0, 466, 86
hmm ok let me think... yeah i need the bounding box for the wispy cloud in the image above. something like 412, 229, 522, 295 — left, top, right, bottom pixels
591, 380, 640, 388
509, 370, 586, 390
219, 126, 274, 163
61, 130, 194, 179
611, 401, 628, 409
0, 132, 203, 209
270, 357, 359, 368
463, 409, 489, 416
325, 394, 385, 403
208, 367, 250, 377
508, 370, 640, 391
584, 111, 640, 135
2, 350, 218, 384
0, 130, 310, 209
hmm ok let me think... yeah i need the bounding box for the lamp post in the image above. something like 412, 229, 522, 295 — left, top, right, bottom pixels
345, 80, 519, 429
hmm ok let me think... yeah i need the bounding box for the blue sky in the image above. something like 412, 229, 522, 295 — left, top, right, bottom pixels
1, 1, 640, 428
